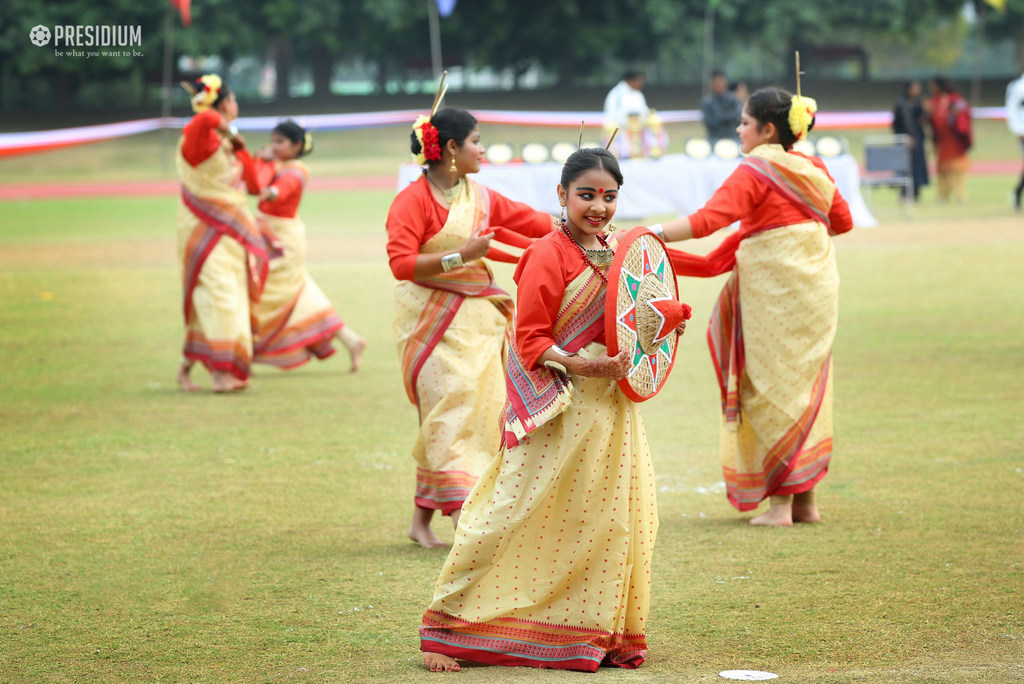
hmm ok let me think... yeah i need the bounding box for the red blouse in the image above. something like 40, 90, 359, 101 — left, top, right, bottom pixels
180, 109, 227, 167
513, 232, 607, 370
385, 175, 553, 281
687, 153, 854, 239
240, 156, 305, 218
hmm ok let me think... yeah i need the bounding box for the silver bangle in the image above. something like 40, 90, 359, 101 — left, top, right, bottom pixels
648, 223, 664, 238
440, 252, 464, 272
551, 345, 576, 358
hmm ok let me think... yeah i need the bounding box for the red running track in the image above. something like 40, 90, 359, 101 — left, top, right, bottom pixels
0, 174, 395, 201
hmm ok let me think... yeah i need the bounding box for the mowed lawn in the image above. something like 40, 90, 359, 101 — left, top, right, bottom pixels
1, 146, 1023, 682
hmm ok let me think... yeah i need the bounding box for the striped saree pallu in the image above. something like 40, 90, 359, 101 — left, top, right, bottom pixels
400, 266, 514, 406
180, 184, 270, 320
501, 269, 606, 447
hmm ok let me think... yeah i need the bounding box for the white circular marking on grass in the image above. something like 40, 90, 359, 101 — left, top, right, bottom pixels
719, 670, 779, 681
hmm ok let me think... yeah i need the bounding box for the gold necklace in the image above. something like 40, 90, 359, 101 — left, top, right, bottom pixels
425, 171, 462, 204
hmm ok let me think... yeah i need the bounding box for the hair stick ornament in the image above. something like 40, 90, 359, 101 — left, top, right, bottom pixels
788, 50, 817, 142
577, 121, 585, 150
795, 51, 802, 99
430, 71, 448, 117
605, 127, 619, 150
179, 80, 197, 97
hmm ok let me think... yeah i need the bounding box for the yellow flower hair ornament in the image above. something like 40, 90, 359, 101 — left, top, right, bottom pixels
303, 132, 314, 156
411, 114, 442, 166
788, 95, 817, 141
191, 74, 223, 113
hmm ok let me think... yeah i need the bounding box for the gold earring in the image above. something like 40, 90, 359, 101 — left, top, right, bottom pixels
449, 156, 457, 173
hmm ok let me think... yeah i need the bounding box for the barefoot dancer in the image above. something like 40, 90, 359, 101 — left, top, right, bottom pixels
175, 75, 267, 393
386, 105, 553, 548
421, 148, 680, 672
653, 86, 853, 526
241, 120, 366, 372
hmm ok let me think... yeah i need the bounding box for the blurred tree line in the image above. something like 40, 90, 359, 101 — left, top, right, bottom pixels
0, 0, 1020, 113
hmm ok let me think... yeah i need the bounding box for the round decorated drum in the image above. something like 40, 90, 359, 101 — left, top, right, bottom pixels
605, 227, 690, 402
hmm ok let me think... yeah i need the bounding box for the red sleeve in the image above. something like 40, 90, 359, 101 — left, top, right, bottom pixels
512, 238, 569, 369
181, 110, 224, 167
828, 189, 854, 235
686, 167, 763, 238
386, 183, 432, 281
809, 156, 854, 235
239, 154, 276, 195
488, 189, 554, 239
259, 172, 303, 218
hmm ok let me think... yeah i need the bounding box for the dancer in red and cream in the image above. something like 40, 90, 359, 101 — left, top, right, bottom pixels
420, 148, 686, 672
654, 86, 853, 526
175, 75, 266, 393
386, 104, 553, 548
241, 120, 366, 372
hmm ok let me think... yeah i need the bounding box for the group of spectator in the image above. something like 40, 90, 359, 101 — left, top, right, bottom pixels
604, 66, 1024, 211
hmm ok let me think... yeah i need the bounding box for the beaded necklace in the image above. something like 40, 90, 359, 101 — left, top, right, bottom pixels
558, 222, 611, 284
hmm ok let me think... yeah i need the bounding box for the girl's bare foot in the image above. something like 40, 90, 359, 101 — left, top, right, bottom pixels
408, 505, 446, 548
211, 371, 248, 393
749, 496, 793, 527
176, 361, 201, 391
348, 337, 366, 373
423, 653, 461, 672
792, 490, 820, 523
336, 327, 366, 373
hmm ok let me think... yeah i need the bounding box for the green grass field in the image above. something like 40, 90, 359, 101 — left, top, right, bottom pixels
1, 122, 1023, 682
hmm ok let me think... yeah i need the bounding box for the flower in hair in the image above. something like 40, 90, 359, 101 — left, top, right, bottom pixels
191, 74, 223, 113
411, 115, 442, 165
788, 95, 817, 141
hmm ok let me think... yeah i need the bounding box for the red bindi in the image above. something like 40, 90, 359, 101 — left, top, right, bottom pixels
598, 188, 604, 194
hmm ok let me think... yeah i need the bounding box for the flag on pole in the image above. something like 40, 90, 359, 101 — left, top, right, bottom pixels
435, 0, 457, 18
170, 0, 192, 27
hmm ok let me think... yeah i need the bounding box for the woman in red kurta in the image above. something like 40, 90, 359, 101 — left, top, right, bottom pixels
656, 87, 853, 527
175, 75, 266, 393
240, 120, 366, 371
386, 108, 553, 549
928, 75, 971, 203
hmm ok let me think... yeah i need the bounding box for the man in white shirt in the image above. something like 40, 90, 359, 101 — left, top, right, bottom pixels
603, 70, 649, 131
1007, 71, 1024, 211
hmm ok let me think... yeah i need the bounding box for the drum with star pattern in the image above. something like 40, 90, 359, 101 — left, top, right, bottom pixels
605, 227, 690, 402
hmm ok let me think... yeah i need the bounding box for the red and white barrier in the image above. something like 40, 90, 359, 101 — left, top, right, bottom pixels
0, 107, 1009, 158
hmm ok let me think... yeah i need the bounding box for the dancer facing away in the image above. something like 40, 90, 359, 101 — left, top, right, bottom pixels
385, 108, 554, 548
652, 87, 853, 527
175, 75, 267, 393
241, 120, 366, 372
421, 148, 684, 673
